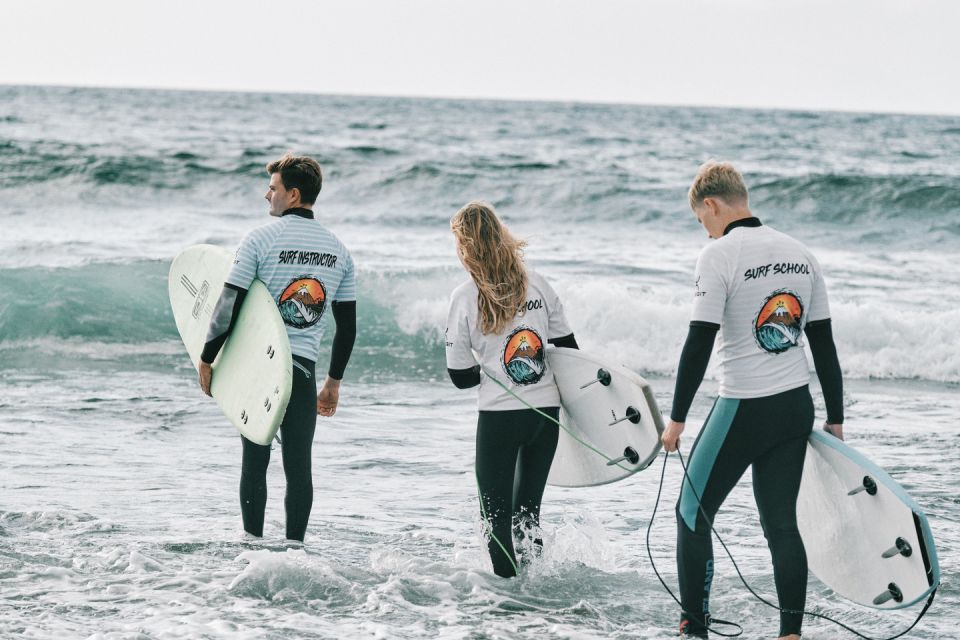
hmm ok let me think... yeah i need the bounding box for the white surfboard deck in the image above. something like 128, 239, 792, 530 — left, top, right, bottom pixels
168, 244, 293, 446
546, 347, 664, 487
798, 430, 940, 609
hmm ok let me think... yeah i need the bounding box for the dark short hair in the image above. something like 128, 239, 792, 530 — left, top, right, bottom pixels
266, 154, 323, 204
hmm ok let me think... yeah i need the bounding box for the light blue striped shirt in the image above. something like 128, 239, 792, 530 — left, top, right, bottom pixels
225, 212, 356, 362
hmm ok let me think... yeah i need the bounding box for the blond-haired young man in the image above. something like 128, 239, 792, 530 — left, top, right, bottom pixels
662, 161, 844, 639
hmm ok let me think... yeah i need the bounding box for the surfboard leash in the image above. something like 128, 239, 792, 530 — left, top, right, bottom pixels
474, 466, 521, 577
646, 449, 939, 640
644, 449, 743, 637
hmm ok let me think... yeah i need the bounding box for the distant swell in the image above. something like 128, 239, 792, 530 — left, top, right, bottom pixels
0, 141, 269, 190
751, 173, 960, 224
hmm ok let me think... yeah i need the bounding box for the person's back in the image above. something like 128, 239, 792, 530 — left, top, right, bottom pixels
693, 222, 830, 398
448, 269, 567, 410
229, 211, 355, 363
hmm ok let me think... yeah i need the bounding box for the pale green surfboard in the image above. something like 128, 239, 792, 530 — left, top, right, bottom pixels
168, 244, 293, 445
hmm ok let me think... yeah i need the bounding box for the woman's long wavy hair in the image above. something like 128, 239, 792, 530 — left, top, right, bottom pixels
451, 201, 527, 336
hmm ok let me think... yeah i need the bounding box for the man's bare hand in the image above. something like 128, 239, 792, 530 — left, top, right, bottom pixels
824, 422, 844, 440
317, 377, 341, 417
198, 361, 213, 397
662, 420, 685, 452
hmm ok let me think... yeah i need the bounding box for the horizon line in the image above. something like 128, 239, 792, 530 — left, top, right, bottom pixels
3, 80, 959, 120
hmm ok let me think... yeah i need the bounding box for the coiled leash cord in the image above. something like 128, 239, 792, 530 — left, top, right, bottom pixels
646, 449, 938, 640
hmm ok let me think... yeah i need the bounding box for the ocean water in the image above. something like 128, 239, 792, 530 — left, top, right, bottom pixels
1, 85, 958, 639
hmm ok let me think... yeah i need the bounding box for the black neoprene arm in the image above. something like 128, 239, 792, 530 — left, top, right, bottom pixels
448, 365, 481, 389
548, 333, 579, 349
670, 322, 720, 422
804, 318, 844, 424
200, 283, 247, 364
328, 301, 357, 380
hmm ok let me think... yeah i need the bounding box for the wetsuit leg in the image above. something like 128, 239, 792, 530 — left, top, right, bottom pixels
752, 388, 814, 637
240, 436, 271, 537
513, 407, 560, 562
279, 356, 318, 542
476, 410, 524, 577
676, 398, 752, 637
476, 407, 560, 577
676, 386, 814, 638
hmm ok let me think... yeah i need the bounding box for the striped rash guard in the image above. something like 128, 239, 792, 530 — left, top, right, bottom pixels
201, 207, 356, 377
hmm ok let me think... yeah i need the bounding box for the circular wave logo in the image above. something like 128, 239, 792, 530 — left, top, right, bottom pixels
278, 276, 326, 328
501, 327, 546, 385
754, 290, 804, 354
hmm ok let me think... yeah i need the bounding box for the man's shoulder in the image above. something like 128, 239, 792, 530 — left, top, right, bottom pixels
750, 224, 813, 255
300, 220, 352, 255
244, 218, 285, 244
698, 236, 735, 262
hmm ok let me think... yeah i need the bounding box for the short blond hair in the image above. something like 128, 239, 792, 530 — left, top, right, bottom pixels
688, 161, 748, 209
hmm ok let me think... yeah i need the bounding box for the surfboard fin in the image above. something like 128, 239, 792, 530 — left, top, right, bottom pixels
580, 368, 612, 389
881, 537, 913, 559
608, 406, 641, 426
847, 475, 878, 496
872, 583, 903, 605
606, 446, 640, 467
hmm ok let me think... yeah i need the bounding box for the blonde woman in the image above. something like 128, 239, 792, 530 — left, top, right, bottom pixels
445, 201, 578, 577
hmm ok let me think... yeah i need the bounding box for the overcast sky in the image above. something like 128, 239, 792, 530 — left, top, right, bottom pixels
2, 0, 958, 116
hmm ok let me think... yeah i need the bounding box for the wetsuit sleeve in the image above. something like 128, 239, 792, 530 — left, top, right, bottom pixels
333, 251, 357, 302
200, 283, 248, 364
548, 333, 579, 349
447, 365, 481, 389
224, 231, 261, 290
670, 322, 719, 422
540, 276, 574, 339
327, 301, 356, 380
804, 319, 844, 424
806, 252, 831, 322
445, 291, 476, 372
690, 245, 729, 325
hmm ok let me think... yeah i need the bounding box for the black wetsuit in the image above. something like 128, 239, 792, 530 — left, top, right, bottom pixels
476, 406, 561, 577
240, 354, 318, 540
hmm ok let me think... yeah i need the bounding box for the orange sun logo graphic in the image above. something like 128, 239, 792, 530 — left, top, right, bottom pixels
277, 276, 327, 329
501, 327, 546, 385
754, 290, 804, 354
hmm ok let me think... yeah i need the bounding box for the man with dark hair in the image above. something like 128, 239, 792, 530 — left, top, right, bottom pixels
663, 161, 844, 640
199, 153, 357, 543
266, 154, 323, 204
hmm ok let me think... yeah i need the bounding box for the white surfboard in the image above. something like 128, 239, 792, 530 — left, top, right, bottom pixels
546, 347, 664, 487
797, 430, 940, 609
168, 244, 293, 446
